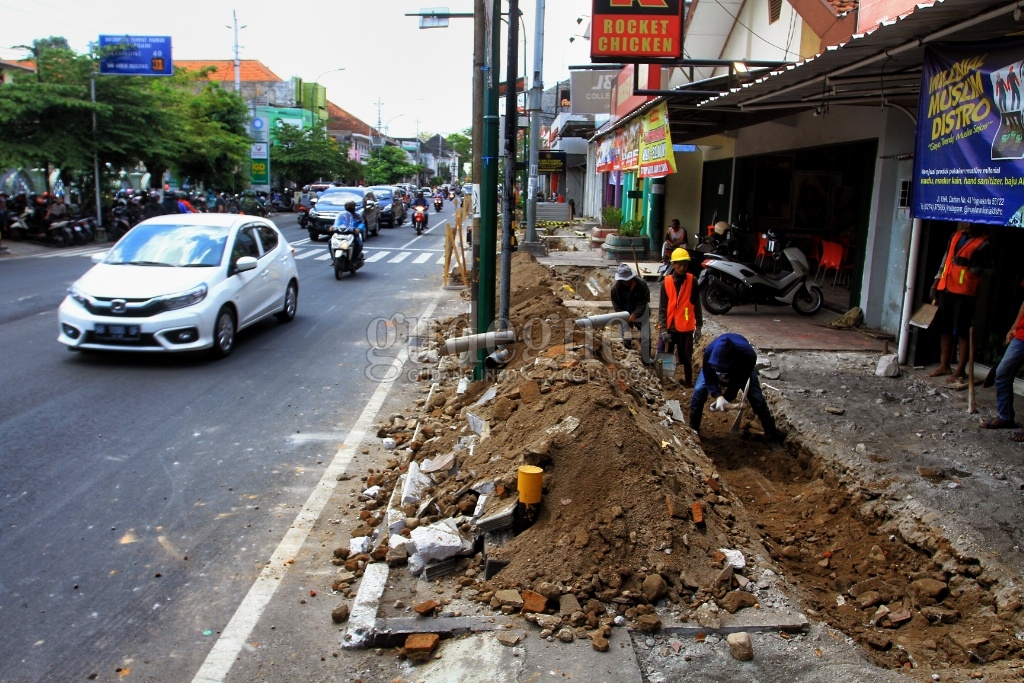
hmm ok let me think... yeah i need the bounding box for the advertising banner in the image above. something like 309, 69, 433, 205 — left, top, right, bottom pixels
914, 41, 1024, 226
597, 136, 616, 173
638, 102, 676, 178
570, 70, 616, 115
617, 119, 643, 172
98, 36, 173, 76
250, 159, 269, 185
591, 0, 684, 63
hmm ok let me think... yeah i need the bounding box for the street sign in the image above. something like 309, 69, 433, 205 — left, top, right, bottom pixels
419, 7, 450, 28
537, 151, 567, 174
250, 116, 269, 143
250, 160, 269, 185
98, 36, 173, 76
251, 143, 268, 159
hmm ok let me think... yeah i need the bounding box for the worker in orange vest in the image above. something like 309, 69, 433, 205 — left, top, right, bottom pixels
657, 248, 703, 387
927, 222, 991, 382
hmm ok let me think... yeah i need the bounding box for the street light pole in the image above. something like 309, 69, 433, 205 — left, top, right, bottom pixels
524, 0, 546, 253
499, 0, 519, 330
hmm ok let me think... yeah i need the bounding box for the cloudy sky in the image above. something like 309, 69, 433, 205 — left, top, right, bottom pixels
3, 0, 594, 139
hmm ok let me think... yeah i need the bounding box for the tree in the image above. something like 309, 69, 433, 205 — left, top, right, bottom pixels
445, 129, 472, 164
271, 119, 362, 186
172, 82, 250, 190
364, 145, 421, 186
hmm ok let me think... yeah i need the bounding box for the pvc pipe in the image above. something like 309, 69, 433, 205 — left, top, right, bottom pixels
441, 329, 516, 356
898, 217, 923, 364
575, 311, 630, 329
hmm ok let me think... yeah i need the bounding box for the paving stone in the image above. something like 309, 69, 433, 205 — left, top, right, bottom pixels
495, 589, 524, 609
727, 632, 754, 660
559, 593, 582, 617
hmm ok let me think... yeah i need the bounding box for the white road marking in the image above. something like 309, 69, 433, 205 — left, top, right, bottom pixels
292, 250, 318, 260
365, 251, 388, 263
388, 252, 412, 263
436, 256, 447, 265
412, 253, 432, 264
190, 297, 440, 683
314, 252, 332, 261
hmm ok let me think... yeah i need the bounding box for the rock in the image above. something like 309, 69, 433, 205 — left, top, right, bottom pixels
592, 634, 610, 652
695, 602, 721, 629
496, 631, 522, 647
714, 565, 734, 598
522, 590, 548, 613
863, 631, 892, 651
719, 591, 758, 614
557, 628, 575, 643
535, 581, 561, 600
405, 633, 440, 662
726, 632, 753, 661
496, 589, 524, 610
491, 397, 517, 422
386, 544, 409, 567
921, 606, 960, 624
857, 591, 884, 609
331, 604, 350, 624
534, 614, 562, 630
635, 614, 662, 633
780, 545, 802, 561
911, 578, 948, 603
414, 599, 440, 616
875, 354, 900, 377
585, 599, 606, 616
641, 574, 669, 602
559, 593, 583, 617
333, 547, 350, 560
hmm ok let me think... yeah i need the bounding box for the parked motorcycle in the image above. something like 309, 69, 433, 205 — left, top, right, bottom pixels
271, 192, 293, 212
7, 209, 71, 247
433, 196, 443, 212
412, 205, 428, 235
330, 227, 364, 279
699, 230, 823, 316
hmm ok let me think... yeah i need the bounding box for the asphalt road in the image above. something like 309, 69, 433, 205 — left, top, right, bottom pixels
0, 200, 460, 682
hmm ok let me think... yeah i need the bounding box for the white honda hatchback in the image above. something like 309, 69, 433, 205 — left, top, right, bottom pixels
58, 213, 299, 358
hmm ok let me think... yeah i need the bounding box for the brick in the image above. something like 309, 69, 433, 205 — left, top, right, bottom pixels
405, 633, 439, 661
519, 382, 542, 404
495, 589, 524, 609
414, 599, 439, 616
705, 476, 721, 493
691, 502, 704, 525
521, 590, 548, 613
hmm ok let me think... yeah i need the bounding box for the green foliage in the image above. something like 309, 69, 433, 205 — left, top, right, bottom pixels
173, 81, 250, 190
272, 119, 352, 187
618, 217, 644, 237
601, 206, 623, 230
445, 130, 471, 162
364, 145, 421, 186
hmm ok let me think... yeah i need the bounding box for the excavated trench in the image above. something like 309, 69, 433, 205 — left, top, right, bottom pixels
697, 419, 1024, 676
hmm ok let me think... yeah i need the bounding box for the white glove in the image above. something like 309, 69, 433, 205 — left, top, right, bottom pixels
710, 396, 729, 412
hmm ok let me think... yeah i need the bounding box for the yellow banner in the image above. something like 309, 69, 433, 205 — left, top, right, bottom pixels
638, 102, 676, 178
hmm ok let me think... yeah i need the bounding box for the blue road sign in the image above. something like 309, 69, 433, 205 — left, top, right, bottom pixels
98, 36, 173, 76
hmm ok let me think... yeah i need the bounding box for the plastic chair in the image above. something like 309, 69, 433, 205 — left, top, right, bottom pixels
816, 240, 851, 289
755, 233, 768, 267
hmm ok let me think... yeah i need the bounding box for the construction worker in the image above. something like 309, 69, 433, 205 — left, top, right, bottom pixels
689, 332, 783, 444
657, 248, 702, 386
610, 263, 651, 361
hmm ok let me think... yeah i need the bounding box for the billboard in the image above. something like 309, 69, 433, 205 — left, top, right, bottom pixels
591, 0, 684, 63
98, 36, 173, 76
571, 70, 616, 115
638, 102, 676, 178
537, 151, 567, 174
914, 41, 1024, 226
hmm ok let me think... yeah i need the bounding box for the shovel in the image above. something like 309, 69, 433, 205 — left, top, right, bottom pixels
731, 378, 752, 432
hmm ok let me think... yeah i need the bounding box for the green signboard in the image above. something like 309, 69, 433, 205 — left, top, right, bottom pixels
251, 159, 269, 185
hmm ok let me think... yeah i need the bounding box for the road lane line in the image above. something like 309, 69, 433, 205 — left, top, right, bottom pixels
388, 252, 412, 263
191, 297, 440, 683
436, 256, 446, 265
292, 250, 318, 260
412, 253, 432, 264
314, 252, 331, 261
365, 251, 388, 263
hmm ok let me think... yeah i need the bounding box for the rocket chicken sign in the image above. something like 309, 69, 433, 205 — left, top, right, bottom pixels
591, 0, 684, 63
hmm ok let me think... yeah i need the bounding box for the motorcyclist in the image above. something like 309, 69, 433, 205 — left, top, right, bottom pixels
329, 200, 364, 266
161, 191, 180, 215
238, 190, 261, 216
298, 186, 312, 210
142, 191, 165, 219
177, 193, 198, 214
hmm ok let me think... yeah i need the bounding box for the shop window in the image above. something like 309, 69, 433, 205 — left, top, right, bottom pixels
768, 0, 783, 24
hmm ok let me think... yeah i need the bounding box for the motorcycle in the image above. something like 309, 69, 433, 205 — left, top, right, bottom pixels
297, 205, 311, 229
330, 227, 364, 279
108, 203, 134, 241
699, 230, 824, 316
271, 193, 293, 212
412, 205, 428, 235
7, 209, 71, 247
433, 197, 443, 213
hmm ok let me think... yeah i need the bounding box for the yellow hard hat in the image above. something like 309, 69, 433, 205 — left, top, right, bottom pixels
670, 248, 691, 262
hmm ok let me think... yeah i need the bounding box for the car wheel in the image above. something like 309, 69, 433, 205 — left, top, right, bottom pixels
276, 280, 298, 322
309, 230, 319, 242
211, 306, 236, 358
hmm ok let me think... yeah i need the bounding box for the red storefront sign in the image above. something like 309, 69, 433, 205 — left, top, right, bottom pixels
591, 0, 684, 63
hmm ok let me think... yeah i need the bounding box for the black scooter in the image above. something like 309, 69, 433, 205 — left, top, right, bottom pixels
433, 197, 443, 212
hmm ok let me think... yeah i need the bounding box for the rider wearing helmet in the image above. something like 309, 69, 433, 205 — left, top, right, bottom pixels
329, 199, 364, 266
238, 189, 260, 216
658, 248, 703, 387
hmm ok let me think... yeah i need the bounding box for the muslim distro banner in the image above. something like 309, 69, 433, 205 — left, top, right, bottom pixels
638, 102, 677, 178
914, 41, 1024, 226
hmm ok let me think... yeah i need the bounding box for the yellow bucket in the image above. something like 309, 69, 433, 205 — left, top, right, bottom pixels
518, 465, 544, 505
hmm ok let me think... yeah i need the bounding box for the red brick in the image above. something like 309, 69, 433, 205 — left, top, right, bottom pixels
405, 633, 439, 661
521, 590, 548, 613
413, 599, 439, 616
705, 476, 721, 493
691, 502, 704, 525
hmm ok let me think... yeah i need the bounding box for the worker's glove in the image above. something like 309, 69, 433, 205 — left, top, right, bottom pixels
710, 396, 729, 412
694, 326, 702, 342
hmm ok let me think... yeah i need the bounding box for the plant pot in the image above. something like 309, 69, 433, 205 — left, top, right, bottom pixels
591, 227, 617, 240
605, 234, 647, 249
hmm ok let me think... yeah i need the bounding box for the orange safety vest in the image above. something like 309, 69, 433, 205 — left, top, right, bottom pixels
937, 230, 987, 296
664, 274, 697, 333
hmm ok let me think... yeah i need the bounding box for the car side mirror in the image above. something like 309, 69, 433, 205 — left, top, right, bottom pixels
235, 256, 258, 273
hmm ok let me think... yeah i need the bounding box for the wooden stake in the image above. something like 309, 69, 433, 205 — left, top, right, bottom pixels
731, 378, 752, 432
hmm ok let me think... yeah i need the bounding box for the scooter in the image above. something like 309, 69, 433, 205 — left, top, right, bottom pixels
297, 204, 311, 229
330, 226, 364, 279
433, 196, 443, 212
7, 210, 71, 247
699, 230, 823, 316
412, 205, 428, 235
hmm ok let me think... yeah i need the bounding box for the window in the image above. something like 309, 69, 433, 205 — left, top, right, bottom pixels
256, 225, 279, 256
898, 180, 912, 209
231, 227, 260, 263
769, 0, 782, 24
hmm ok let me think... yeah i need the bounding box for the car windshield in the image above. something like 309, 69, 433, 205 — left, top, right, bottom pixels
371, 190, 393, 200
317, 190, 363, 207
105, 223, 227, 267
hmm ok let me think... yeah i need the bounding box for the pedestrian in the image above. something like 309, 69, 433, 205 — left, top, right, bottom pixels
688, 332, 783, 443
980, 280, 1024, 434
610, 263, 651, 360
927, 222, 992, 382
661, 218, 688, 262
658, 248, 702, 386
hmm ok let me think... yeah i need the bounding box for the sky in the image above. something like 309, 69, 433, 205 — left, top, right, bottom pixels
2, 0, 595, 140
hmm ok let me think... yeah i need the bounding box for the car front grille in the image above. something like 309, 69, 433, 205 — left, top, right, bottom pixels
84, 298, 165, 318
84, 331, 161, 347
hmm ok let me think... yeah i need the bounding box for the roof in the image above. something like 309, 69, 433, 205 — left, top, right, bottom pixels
175, 59, 283, 82
326, 101, 380, 137
0, 59, 36, 72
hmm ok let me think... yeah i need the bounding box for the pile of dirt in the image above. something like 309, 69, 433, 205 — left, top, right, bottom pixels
361, 252, 773, 609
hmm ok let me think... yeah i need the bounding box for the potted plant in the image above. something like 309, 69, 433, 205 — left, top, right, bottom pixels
592, 206, 623, 247
605, 217, 647, 254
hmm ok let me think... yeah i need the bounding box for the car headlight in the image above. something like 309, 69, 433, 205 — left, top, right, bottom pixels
67, 284, 91, 307
159, 284, 208, 312
309, 209, 319, 218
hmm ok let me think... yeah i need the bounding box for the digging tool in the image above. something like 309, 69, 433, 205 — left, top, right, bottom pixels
731, 378, 752, 432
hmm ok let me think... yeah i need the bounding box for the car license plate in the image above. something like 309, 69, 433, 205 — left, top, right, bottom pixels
95, 324, 140, 340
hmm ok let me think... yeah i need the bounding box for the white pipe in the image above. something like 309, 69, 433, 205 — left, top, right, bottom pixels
575, 311, 630, 329
441, 330, 516, 356
898, 217, 924, 364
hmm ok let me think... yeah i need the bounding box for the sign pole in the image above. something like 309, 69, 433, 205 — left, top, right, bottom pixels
499, 0, 519, 329
524, 0, 545, 252
91, 75, 103, 230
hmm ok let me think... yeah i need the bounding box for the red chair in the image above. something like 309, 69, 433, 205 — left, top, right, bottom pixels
816, 240, 851, 289
755, 233, 768, 267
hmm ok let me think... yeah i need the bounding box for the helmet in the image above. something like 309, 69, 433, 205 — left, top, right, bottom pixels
417, 191, 424, 198
714, 221, 729, 235
166, 191, 178, 199
303, 185, 310, 192
670, 248, 691, 263
344, 200, 357, 212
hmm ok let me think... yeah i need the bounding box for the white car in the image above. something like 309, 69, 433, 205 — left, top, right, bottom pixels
58, 214, 299, 358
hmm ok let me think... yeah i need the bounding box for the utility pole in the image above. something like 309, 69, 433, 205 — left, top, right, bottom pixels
523, 0, 546, 254
471, 0, 485, 344
499, 0, 519, 329
230, 10, 243, 93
